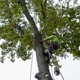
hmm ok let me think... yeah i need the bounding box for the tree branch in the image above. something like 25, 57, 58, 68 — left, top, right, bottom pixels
40, 0, 47, 19
14, 24, 24, 37
18, 0, 41, 40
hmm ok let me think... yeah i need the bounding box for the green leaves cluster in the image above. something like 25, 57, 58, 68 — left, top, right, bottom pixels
0, 0, 23, 24
0, 0, 34, 62
0, 0, 80, 63
0, 24, 33, 62
31, 0, 80, 58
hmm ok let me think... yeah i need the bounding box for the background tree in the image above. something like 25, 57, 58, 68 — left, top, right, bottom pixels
0, 0, 80, 80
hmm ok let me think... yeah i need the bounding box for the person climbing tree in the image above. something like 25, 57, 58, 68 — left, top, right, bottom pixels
36, 34, 59, 63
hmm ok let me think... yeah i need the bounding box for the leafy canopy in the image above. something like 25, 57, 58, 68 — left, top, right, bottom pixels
0, 0, 80, 63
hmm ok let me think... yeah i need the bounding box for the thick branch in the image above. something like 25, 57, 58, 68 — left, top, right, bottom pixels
18, 0, 41, 40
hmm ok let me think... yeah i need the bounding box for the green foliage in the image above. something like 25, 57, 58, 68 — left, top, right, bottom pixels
0, 23, 33, 62
0, 0, 80, 63
31, 0, 80, 59
0, 0, 23, 24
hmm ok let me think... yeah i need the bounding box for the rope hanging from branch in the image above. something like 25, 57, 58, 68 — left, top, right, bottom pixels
29, 53, 33, 80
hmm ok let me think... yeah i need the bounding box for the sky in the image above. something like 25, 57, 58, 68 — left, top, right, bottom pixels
0, 0, 80, 80
0, 50, 80, 80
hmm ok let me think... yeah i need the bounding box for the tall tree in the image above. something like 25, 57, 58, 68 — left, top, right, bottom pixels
0, 0, 80, 80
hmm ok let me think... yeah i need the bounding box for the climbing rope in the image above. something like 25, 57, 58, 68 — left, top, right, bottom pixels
50, 66, 55, 80
60, 72, 65, 80
29, 53, 33, 80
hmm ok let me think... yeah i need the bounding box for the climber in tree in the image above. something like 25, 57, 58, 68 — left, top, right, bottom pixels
36, 34, 59, 63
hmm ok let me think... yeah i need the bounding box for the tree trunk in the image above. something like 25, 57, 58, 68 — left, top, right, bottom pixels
19, 0, 53, 80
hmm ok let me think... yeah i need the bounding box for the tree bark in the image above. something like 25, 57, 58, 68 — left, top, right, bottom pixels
19, 0, 53, 80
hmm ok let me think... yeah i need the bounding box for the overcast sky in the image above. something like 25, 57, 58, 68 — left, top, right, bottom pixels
0, 51, 80, 80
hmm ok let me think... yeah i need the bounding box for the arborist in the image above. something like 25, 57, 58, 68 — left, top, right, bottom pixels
36, 34, 59, 63
35, 34, 60, 80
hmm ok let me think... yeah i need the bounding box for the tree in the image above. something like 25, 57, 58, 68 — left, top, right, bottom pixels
0, 0, 80, 80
